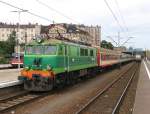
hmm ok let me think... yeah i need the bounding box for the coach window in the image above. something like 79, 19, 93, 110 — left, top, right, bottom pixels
102, 54, 106, 60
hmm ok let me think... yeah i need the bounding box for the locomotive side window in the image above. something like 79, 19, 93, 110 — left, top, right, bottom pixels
80, 48, 84, 56
90, 50, 94, 56
69, 46, 78, 56
85, 49, 88, 56
58, 45, 63, 55
80, 48, 89, 56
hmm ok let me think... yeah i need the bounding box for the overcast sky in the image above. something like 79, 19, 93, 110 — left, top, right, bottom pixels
0, 0, 149, 49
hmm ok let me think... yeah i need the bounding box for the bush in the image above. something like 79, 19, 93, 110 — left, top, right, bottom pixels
0, 31, 16, 62
0, 57, 10, 64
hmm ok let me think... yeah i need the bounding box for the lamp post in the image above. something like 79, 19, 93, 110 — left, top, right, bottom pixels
11, 10, 28, 69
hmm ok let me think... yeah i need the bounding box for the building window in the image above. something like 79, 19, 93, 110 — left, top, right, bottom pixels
2, 34, 4, 37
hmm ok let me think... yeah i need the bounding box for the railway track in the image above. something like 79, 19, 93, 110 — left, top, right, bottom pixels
0, 91, 47, 113
76, 62, 139, 114
0, 90, 28, 102
0, 62, 137, 114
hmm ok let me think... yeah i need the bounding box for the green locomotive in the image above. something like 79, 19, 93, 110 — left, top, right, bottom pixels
19, 39, 97, 91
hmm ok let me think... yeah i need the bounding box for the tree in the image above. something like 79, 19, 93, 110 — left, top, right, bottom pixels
0, 31, 17, 63
0, 41, 7, 56
0, 31, 16, 56
107, 42, 114, 50
101, 40, 114, 50
128, 46, 133, 51
6, 31, 17, 54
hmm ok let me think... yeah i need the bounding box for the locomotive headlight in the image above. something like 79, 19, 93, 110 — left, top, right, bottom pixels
25, 66, 29, 70
47, 65, 52, 70
37, 39, 42, 43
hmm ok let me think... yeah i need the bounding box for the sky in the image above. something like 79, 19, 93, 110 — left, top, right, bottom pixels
0, 0, 149, 49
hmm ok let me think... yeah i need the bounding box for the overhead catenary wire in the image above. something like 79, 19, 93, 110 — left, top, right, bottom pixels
0, 0, 130, 47
0, 0, 53, 23
121, 37, 134, 46
114, 0, 129, 34
100, 26, 118, 47
103, 0, 126, 34
36, 0, 80, 24
103, 0, 136, 47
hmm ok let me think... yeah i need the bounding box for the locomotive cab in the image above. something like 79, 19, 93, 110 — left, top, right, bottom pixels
19, 44, 59, 91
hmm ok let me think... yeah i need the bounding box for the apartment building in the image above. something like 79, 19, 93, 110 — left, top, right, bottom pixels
0, 22, 41, 43
40, 23, 101, 46
0, 22, 101, 46
78, 25, 101, 46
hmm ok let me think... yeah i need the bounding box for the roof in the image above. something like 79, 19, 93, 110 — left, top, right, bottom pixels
0, 22, 37, 28
27, 39, 63, 45
40, 23, 90, 35
101, 48, 121, 55
27, 38, 94, 49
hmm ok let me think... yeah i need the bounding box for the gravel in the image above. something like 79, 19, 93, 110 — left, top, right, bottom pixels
2, 63, 134, 114
79, 62, 139, 114
117, 63, 141, 114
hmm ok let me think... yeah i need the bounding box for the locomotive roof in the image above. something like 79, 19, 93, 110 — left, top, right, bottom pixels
27, 39, 95, 49
27, 39, 62, 45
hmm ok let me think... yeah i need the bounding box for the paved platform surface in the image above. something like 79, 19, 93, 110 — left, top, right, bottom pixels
0, 69, 22, 88
0, 64, 11, 68
133, 59, 150, 114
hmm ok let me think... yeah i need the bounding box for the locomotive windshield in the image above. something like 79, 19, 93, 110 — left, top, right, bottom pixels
26, 45, 57, 55
44, 46, 57, 55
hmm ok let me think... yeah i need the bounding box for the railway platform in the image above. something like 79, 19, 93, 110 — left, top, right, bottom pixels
0, 64, 11, 69
0, 69, 22, 88
133, 59, 150, 114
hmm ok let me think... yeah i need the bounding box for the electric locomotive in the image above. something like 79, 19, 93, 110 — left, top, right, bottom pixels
19, 39, 97, 91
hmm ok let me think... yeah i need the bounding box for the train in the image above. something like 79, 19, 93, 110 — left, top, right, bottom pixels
135, 54, 142, 61
18, 39, 134, 91
10, 53, 24, 67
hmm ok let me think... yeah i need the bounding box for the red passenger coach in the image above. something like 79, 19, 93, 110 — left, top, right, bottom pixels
99, 48, 121, 68
10, 53, 24, 67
